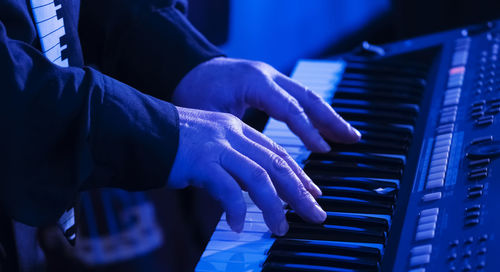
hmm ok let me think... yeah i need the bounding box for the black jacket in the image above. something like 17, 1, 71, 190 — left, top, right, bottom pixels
0, 0, 222, 270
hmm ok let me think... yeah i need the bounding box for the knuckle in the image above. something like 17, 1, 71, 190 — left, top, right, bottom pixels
251, 166, 270, 182
295, 184, 314, 205
272, 141, 288, 156
219, 113, 243, 134
305, 88, 323, 103
286, 97, 305, 117
271, 155, 290, 174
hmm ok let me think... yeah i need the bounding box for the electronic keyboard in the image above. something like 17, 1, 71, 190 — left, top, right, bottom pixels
197, 20, 500, 272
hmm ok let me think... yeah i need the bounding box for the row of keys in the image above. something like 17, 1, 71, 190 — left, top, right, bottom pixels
408, 38, 470, 272
423, 38, 469, 192
409, 209, 439, 270
415, 208, 439, 242
30, 0, 69, 67
263, 56, 431, 271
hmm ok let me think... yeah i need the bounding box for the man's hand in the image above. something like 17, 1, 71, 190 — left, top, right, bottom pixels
168, 107, 326, 236
173, 57, 361, 152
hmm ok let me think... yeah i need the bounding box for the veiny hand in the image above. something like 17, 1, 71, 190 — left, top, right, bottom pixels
173, 57, 361, 152
168, 107, 326, 236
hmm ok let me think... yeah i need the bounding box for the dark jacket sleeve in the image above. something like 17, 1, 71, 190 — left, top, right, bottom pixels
79, 0, 224, 102
0, 21, 179, 227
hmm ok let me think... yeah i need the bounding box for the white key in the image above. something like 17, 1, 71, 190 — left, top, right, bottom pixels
30, 0, 54, 8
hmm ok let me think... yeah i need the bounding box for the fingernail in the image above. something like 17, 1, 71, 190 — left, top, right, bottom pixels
312, 203, 327, 223
234, 222, 244, 233
318, 139, 331, 152
278, 220, 289, 236
229, 218, 244, 233
310, 182, 322, 198
350, 126, 362, 139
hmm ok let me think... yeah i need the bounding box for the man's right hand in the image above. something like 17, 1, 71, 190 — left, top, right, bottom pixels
168, 107, 327, 236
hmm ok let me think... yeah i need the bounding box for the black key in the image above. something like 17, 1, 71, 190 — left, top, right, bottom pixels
317, 186, 396, 203
316, 196, 393, 214
262, 261, 368, 272
304, 160, 402, 179
335, 107, 416, 124
287, 211, 389, 231
338, 80, 423, 95
347, 120, 413, 137
355, 130, 411, 146
331, 98, 419, 116
308, 176, 399, 190
346, 55, 431, 71
345, 62, 428, 78
285, 222, 386, 244
341, 72, 426, 88
269, 238, 381, 259
328, 139, 408, 155
308, 152, 405, 168
335, 87, 421, 104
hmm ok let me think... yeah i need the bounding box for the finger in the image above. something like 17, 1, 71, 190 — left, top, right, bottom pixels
275, 74, 361, 143
229, 134, 326, 225
246, 80, 332, 152
242, 125, 322, 198
203, 164, 247, 233
219, 148, 289, 236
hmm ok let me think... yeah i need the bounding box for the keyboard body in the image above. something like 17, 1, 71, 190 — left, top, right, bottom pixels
197, 20, 500, 272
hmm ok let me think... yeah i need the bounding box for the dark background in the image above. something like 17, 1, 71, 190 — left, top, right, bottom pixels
189, 0, 500, 74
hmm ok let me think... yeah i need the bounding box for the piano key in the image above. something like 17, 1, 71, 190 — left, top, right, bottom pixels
31, 0, 54, 8
264, 251, 379, 271
334, 107, 417, 124
40, 25, 65, 52
334, 87, 421, 104
282, 222, 386, 244
268, 238, 381, 259
220, 211, 265, 223
37, 15, 64, 37
304, 160, 402, 179
44, 43, 66, 62
308, 152, 405, 168
331, 98, 419, 116
287, 211, 389, 231
262, 262, 367, 272
210, 230, 272, 242
341, 72, 426, 88
345, 62, 428, 78
351, 130, 412, 146
348, 56, 431, 71
327, 139, 409, 155
201, 250, 268, 264
338, 80, 424, 95
31, 2, 59, 23
308, 176, 399, 190
347, 120, 414, 137
197, 259, 262, 272
315, 196, 393, 214
317, 186, 396, 202
205, 240, 273, 254
217, 220, 269, 233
